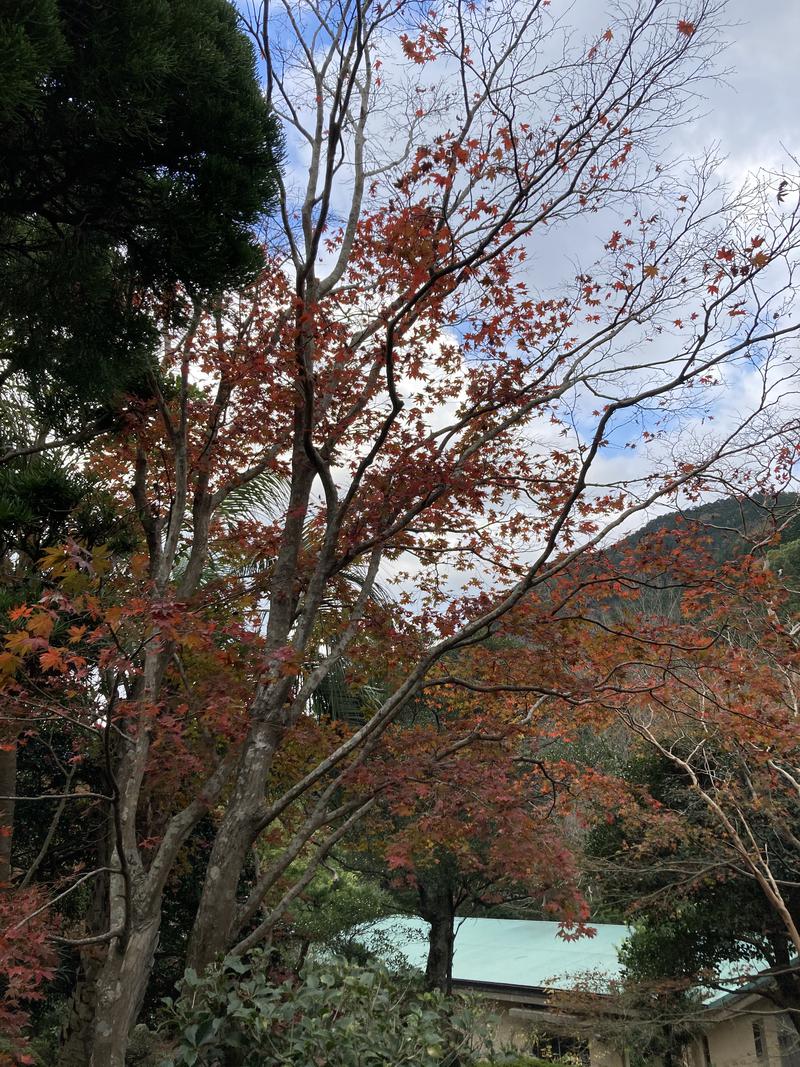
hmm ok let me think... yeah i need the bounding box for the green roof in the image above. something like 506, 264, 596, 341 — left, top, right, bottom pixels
362, 916, 777, 1006
361, 916, 629, 991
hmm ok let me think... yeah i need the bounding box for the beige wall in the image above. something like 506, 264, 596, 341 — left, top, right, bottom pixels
588, 1037, 626, 1067
691, 1012, 761, 1066
688, 996, 794, 1067
491, 1002, 625, 1067
484, 989, 797, 1067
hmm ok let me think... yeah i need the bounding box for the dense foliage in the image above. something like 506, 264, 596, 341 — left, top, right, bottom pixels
0, 0, 281, 432
162, 955, 486, 1067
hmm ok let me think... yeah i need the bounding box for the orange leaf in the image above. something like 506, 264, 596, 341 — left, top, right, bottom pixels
26, 612, 54, 640
39, 648, 68, 673
677, 19, 695, 36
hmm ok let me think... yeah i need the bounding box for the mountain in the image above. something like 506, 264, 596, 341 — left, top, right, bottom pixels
619, 493, 800, 565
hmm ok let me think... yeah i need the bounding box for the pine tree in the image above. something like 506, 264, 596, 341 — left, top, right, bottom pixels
0, 0, 281, 434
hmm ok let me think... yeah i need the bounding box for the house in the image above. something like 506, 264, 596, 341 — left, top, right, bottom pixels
360, 916, 800, 1067
688, 984, 800, 1067
362, 915, 629, 1065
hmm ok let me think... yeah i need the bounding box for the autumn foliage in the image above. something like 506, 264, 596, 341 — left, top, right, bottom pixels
3, 0, 800, 1063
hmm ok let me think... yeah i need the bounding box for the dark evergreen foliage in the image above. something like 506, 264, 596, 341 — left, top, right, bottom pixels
624, 494, 800, 565
0, 0, 281, 432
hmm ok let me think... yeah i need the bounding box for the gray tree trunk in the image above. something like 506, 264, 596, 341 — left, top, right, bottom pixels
0, 740, 17, 885
88, 910, 162, 1067
186, 722, 281, 970
57, 842, 111, 1067
57, 947, 105, 1067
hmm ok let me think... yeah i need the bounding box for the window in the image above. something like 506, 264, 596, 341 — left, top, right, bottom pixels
702, 1034, 713, 1067
754, 1022, 766, 1059
531, 1034, 589, 1065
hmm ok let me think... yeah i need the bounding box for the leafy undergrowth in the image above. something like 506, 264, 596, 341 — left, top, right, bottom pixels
160, 954, 489, 1067
475, 1059, 571, 1067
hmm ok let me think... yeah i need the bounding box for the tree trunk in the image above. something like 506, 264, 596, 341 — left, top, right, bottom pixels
57, 947, 105, 1067
419, 881, 455, 994
767, 933, 800, 1037
185, 817, 253, 970
773, 976, 800, 1037
58, 853, 163, 1067
57, 845, 111, 1067
87, 911, 162, 1067
187, 445, 315, 970
0, 739, 17, 885
186, 721, 280, 971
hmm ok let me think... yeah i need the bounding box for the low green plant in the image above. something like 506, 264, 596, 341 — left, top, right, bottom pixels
160, 954, 488, 1066
474, 1057, 569, 1067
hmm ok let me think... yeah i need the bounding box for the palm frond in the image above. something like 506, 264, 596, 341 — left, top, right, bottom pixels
218, 470, 288, 524
337, 563, 392, 608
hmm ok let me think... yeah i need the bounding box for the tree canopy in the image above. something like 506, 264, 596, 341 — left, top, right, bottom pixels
0, 0, 281, 435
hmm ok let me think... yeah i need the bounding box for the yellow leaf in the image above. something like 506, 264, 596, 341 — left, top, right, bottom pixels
91, 544, 112, 576
5, 630, 37, 654
0, 652, 22, 676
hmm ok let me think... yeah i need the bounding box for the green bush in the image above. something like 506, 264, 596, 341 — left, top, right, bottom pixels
474, 1058, 567, 1067
160, 954, 488, 1066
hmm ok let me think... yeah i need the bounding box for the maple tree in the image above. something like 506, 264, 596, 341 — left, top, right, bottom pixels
457, 509, 800, 1055
338, 698, 593, 992
3, 0, 800, 1063
525, 508, 800, 1042
590, 742, 800, 1049
610, 549, 800, 1028
0, 889, 57, 1066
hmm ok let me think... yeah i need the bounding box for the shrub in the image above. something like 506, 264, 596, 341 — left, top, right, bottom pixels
474, 1058, 568, 1067
161, 954, 488, 1066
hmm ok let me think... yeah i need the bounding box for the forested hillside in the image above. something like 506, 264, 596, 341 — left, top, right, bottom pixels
625, 493, 800, 565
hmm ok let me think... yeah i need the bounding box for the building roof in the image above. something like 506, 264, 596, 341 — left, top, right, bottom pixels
361, 916, 629, 992
361, 915, 780, 1009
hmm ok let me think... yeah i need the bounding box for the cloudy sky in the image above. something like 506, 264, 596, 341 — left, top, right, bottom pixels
691, 1, 800, 177
584, 0, 800, 513
250, 0, 800, 266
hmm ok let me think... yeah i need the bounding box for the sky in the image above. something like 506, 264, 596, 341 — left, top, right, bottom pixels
243, 0, 800, 268
513, 0, 800, 532
588, 0, 800, 520
247, 0, 800, 280
688, 0, 800, 179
